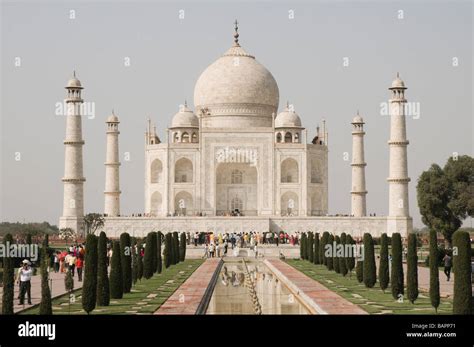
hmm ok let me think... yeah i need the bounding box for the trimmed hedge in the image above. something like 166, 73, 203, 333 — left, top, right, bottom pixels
82, 234, 98, 314
452, 230, 472, 314
391, 233, 404, 300
363, 233, 376, 288
339, 233, 348, 276
379, 233, 389, 292
429, 229, 440, 312
120, 232, 132, 293
97, 231, 110, 306
407, 233, 419, 304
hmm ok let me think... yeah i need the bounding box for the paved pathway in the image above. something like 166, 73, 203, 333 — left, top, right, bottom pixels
0, 270, 83, 314
265, 259, 368, 314
403, 263, 454, 297
155, 258, 221, 315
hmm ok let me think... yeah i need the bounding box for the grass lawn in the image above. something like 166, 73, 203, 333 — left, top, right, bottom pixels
20, 259, 203, 315
286, 259, 453, 315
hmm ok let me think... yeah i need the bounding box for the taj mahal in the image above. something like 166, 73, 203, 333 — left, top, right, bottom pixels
59, 22, 413, 238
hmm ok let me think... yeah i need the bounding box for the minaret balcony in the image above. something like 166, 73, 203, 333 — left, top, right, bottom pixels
387, 140, 409, 145
63, 140, 85, 145
386, 177, 411, 183
62, 177, 86, 182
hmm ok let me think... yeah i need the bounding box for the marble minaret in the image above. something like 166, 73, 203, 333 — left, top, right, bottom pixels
59, 72, 86, 234
104, 111, 121, 216
350, 112, 367, 217
387, 73, 412, 234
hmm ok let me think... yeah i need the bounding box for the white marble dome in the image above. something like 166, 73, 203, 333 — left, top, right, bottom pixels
193, 41, 279, 128
107, 113, 119, 123
390, 74, 406, 89
171, 104, 199, 128
275, 104, 302, 128
66, 74, 82, 89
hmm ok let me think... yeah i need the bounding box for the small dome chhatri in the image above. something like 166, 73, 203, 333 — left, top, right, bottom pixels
171, 102, 199, 128
390, 72, 406, 89
107, 109, 119, 123
275, 102, 302, 128
352, 110, 364, 124
66, 70, 83, 89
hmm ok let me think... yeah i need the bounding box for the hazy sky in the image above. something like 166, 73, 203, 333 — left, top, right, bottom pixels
1, 0, 472, 228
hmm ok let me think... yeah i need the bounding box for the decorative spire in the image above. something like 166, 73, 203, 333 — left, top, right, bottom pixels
396, 71, 400, 78
112, 108, 115, 115
357, 109, 359, 115
184, 99, 188, 108
73, 70, 76, 78
233, 19, 239, 46
286, 100, 289, 110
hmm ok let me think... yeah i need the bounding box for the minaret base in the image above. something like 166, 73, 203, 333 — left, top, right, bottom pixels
59, 217, 85, 237
386, 216, 413, 237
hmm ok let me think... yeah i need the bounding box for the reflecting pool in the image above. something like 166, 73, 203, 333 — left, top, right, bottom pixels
206, 260, 310, 314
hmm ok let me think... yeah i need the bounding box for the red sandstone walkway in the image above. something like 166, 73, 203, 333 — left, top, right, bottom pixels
155, 258, 221, 315
265, 259, 368, 314
0, 270, 83, 314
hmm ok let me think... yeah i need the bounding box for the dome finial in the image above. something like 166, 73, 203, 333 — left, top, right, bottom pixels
184, 99, 187, 108
397, 71, 400, 78
233, 19, 240, 46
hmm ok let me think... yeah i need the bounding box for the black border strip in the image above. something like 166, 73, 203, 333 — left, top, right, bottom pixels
195, 259, 224, 315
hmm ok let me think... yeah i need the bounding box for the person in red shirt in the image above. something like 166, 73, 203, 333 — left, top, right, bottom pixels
76, 257, 84, 282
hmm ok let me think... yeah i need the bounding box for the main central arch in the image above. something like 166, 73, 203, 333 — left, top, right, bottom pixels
215, 162, 258, 216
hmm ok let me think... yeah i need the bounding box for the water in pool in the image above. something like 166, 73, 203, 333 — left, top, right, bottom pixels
206, 260, 310, 314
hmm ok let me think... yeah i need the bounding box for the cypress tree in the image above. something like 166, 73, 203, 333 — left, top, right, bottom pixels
407, 233, 419, 304
179, 232, 186, 262
307, 232, 314, 263
313, 233, 320, 264
82, 234, 98, 314
164, 233, 172, 268
300, 233, 305, 260
173, 232, 180, 264
346, 234, 356, 277
137, 241, 144, 281
452, 230, 472, 314
391, 233, 404, 300
120, 232, 132, 293
156, 232, 163, 274
131, 237, 138, 285
356, 258, 364, 283
143, 232, 154, 279
321, 232, 329, 265
151, 232, 158, 273
109, 240, 123, 299
96, 232, 110, 306
326, 234, 334, 271
339, 233, 348, 276
334, 235, 341, 273
2, 234, 14, 315
429, 229, 440, 312
379, 233, 389, 292
363, 233, 376, 288
39, 245, 52, 315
